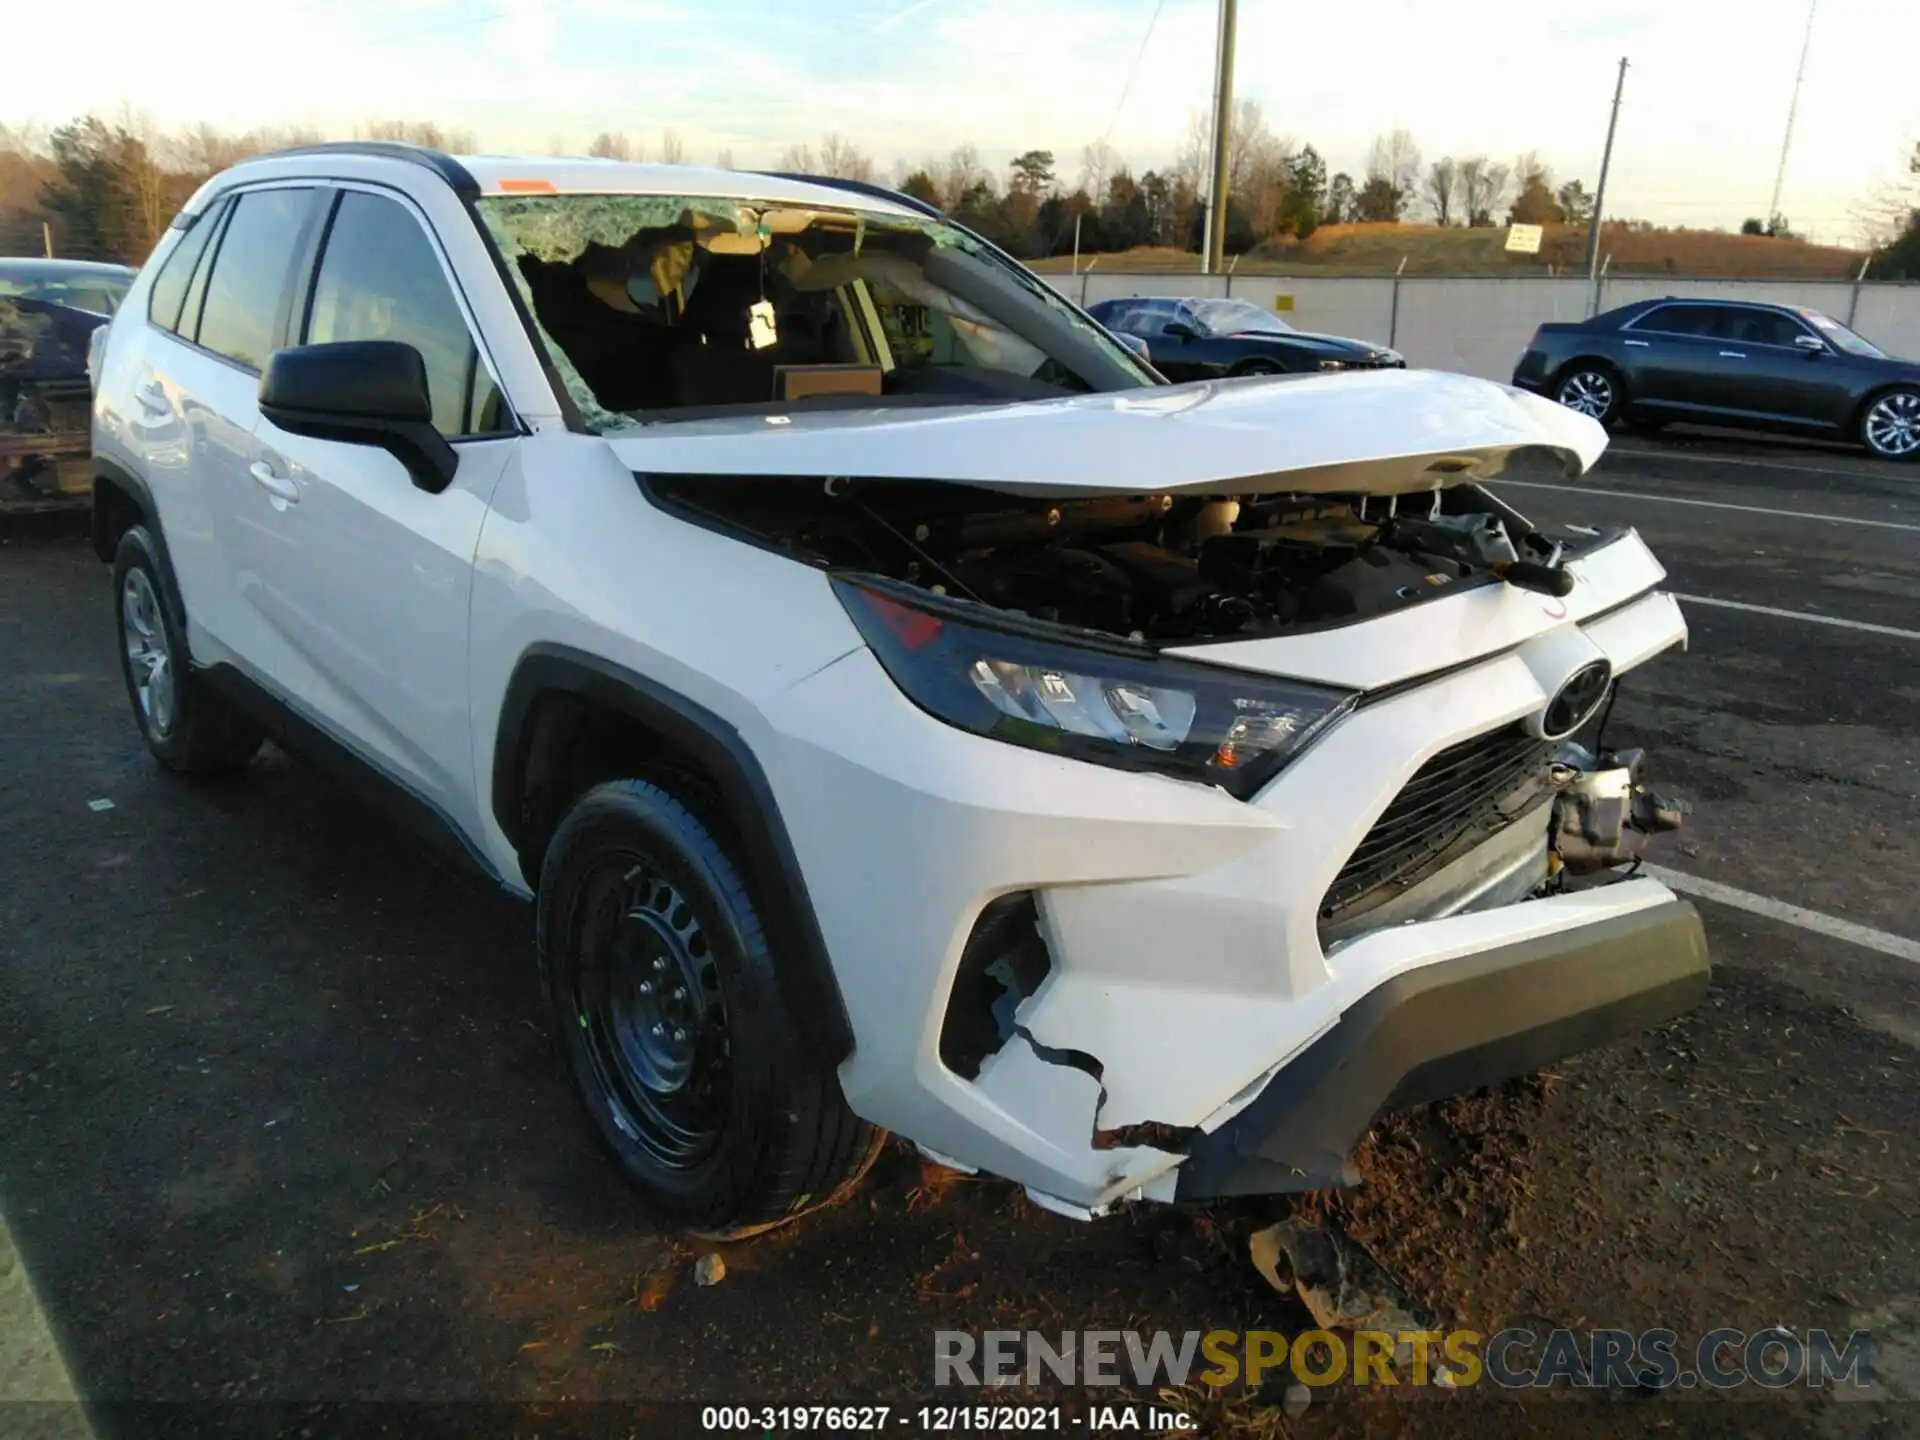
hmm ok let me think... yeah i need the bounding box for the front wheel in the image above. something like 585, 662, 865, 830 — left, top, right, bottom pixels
1860, 388, 1920, 461
1554, 366, 1623, 425
538, 779, 881, 1235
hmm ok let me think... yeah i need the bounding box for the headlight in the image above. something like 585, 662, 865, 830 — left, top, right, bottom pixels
1316, 359, 1348, 372
835, 577, 1355, 798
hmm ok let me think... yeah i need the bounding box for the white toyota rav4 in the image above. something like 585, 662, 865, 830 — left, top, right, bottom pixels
89, 144, 1709, 1234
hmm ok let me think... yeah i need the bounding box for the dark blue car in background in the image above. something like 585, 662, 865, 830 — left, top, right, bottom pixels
1513, 297, 1920, 461
1087, 297, 1403, 383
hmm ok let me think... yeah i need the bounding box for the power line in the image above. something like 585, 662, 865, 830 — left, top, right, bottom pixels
1099, 0, 1167, 150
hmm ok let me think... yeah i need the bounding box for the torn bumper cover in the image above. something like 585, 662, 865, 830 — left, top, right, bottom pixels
1175, 899, 1710, 1199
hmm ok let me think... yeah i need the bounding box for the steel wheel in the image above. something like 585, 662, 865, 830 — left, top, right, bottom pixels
1862, 391, 1920, 459
573, 855, 730, 1171
121, 567, 175, 739
1556, 369, 1616, 421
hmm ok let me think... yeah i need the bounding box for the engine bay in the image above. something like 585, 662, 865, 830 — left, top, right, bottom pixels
648, 473, 1596, 644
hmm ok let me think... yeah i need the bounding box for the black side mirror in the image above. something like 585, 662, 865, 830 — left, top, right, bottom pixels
259, 341, 458, 493
1163, 321, 1198, 341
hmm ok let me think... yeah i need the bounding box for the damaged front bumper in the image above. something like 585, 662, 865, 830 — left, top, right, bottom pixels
1176, 898, 1708, 1198
760, 532, 1706, 1215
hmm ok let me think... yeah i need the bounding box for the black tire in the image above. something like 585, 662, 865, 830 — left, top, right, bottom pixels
111, 525, 262, 773
538, 778, 881, 1235
1553, 363, 1624, 427
1230, 359, 1285, 378
1859, 387, 1920, 462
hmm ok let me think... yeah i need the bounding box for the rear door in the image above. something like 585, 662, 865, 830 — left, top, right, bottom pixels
1620, 303, 1733, 416
128, 184, 324, 675
247, 185, 517, 834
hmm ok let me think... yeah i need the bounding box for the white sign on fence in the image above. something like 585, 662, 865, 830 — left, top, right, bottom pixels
1505, 225, 1544, 255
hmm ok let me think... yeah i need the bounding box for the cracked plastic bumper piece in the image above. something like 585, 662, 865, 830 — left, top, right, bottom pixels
1175, 899, 1710, 1198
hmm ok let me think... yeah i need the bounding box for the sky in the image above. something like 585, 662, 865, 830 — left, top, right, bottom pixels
11, 0, 1918, 244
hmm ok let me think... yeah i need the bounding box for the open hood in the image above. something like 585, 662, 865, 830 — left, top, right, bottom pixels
604, 368, 1606, 498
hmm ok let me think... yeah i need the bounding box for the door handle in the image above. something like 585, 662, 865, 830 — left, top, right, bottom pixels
1624, 339, 1649, 348
136, 380, 169, 415
248, 460, 301, 503
1718, 350, 1747, 359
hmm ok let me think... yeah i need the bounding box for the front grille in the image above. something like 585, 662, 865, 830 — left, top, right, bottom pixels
1321, 726, 1553, 920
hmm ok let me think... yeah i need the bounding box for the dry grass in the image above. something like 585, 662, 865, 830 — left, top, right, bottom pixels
1032, 222, 1868, 279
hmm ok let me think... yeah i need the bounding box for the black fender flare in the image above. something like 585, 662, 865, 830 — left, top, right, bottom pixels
493, 644, 854, 1066
92, 457, 191, 642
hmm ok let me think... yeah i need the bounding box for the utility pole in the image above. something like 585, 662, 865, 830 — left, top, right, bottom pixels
1202, 0, 1237, 276
42, 220, 53, 259
1767, 0, 1818, 229
1585, 56, 1628, 317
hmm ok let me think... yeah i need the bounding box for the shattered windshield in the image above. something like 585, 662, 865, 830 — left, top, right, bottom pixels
475, 193, 1154, 430
1190, 299, 1295, 337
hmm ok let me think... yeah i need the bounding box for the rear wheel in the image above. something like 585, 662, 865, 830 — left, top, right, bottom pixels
1554, 365, 1623, 425
538, 779, 880, 1235
1860, 388, 1920, 461
112, 526, 262, 773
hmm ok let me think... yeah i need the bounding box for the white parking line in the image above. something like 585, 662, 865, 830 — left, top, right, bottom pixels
1644, 865, 1920, 965
1606, 447, 1919, 484
1672, 593, 1920, 641
1493, 479, 1920, 532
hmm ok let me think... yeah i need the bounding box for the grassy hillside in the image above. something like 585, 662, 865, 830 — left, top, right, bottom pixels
1031, 222, 1870, 279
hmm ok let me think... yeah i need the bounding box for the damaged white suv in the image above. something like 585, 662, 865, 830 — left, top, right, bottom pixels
90, 145, 1709, 1232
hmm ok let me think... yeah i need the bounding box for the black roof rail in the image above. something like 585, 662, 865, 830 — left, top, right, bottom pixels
756, 171, 945, 220
256, 142, 479, 199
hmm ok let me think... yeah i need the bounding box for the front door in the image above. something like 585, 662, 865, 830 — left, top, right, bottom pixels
1706, 308, 1854, 430
248, 187, 517, 837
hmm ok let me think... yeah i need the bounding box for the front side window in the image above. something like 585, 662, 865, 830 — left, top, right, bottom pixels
1721, 308, 1811, 349
1189, 298, 1295, 337
305, 191, 503, 437
474, 192, 1154, 430
195, 188, 315, 370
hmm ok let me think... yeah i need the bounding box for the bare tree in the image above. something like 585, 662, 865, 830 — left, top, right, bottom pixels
1424, 156, 1459, 225
776, 142, 816, 172
1079, 139, 1120, 203
1457, 154, 1510, 227
938, 143, 988, 209
817, 133, 875, 182
588, 132, 632, 161
659, 128, 687, 165
1365, 129, 1422, 212
715, 147, 735, 169
363, 119, 477, 152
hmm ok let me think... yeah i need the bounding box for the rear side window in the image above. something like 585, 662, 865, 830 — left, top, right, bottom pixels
196, 188, 315, 370
147, 203, 223, 334
303, 190, 503, 437
1634, 304, 1721, 337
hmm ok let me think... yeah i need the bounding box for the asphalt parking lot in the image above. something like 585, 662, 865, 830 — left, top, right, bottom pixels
1, 428, 1916, 1439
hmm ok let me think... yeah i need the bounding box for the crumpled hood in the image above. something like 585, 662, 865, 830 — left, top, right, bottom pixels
1264, 329, 1394, 357
604, 367, 1607, 498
